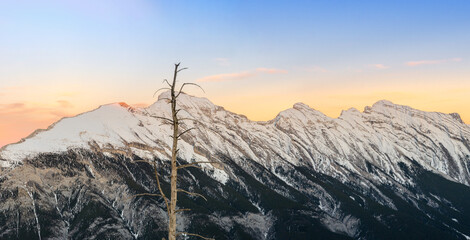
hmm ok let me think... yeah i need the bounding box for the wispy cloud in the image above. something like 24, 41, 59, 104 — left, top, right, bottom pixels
197, 71, 255, 83
2, 103, 25, 109
406, 58, 462, 66
57, 100, 74, 108
0, 102, 72, 116
368, 64, 390, 69
197, 68, 288, 83
256, 68, 288, 74
214, 58, 230, 67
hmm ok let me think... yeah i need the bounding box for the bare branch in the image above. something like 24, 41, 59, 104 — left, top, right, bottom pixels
153, 161, 170, 216
162, 79, 172, 87
175, 108, 194, 116
176, 67, 188, 73
153, 116, 174, 124
175, 108, 184, 114
173, 109, 200, 123
177, 128, 195, 139
178, 118, 198, 122
159, 97, 172, 102
175, 208, 191, 213
176, 232, 214, 240
177, 161, 219, 170
176, 83, 205, 98
177, 189, 207, 201
143, 109, 171, 120
153, 87, 171, 97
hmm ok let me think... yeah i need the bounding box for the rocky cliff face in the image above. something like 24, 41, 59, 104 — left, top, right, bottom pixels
1, 92, 470, 239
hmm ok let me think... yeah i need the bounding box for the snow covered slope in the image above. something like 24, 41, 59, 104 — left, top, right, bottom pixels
2, 92, 469, 186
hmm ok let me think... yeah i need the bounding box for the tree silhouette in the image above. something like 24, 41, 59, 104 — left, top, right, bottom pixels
131, 63, 215, 240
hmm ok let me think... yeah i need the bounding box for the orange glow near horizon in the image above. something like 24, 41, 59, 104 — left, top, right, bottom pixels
210, 87, 470, 123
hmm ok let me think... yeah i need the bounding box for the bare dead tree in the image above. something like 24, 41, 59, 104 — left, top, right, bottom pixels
130, 63, 216, 240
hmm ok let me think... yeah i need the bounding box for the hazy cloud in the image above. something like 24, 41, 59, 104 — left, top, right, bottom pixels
1, 103, 25, 109
256, 68, 288, 74
0, 101, 74, 117
57, 100, 74, 108
406, 58, 462, 66
197, 68, 288, 83
197, 71, 254, 83
368, 64, 390, 69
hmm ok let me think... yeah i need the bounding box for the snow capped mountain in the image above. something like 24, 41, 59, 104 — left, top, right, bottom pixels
1, 92, 470, 239
2, 92, 469, 186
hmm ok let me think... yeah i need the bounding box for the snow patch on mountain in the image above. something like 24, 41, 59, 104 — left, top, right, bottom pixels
1, 92, 470, 189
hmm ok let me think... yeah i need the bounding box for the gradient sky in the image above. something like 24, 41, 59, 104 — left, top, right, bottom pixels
1, 0, 470, 147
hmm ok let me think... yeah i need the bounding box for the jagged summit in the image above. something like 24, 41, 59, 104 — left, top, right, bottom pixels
372, 99, 395, 107
450, 112, 464, 123
338, 107, 362, 121
293, 102, 312, 110
154, 91, 213, 107
368, 99, 413, 114
1, 93, 469, 187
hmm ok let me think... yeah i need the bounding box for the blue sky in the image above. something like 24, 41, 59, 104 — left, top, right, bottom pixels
1, 0, 470, 145
2, 0, 469, 79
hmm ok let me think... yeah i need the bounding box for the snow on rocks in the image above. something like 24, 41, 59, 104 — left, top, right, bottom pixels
1, 92, 470, 187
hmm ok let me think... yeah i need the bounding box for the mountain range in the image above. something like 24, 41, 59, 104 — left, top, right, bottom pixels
1, 92, 470, 239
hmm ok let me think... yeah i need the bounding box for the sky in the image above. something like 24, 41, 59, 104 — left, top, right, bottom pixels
1, 0, 470, 147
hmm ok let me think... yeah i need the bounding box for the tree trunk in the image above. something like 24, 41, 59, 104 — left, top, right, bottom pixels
168, 64, 179, 240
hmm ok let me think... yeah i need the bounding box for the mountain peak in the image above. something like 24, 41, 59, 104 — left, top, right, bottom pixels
370, 100, 405, 111
293, 102, 312, 111
373, 99, 395, 106
339, 107, 361, 119
450, 112, 464, 124
363, 100, 413, 115
157, 90, 171, 101
149, 91, 216, 116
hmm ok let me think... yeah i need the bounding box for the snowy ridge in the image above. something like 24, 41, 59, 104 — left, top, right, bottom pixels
1, 92, 470, 187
